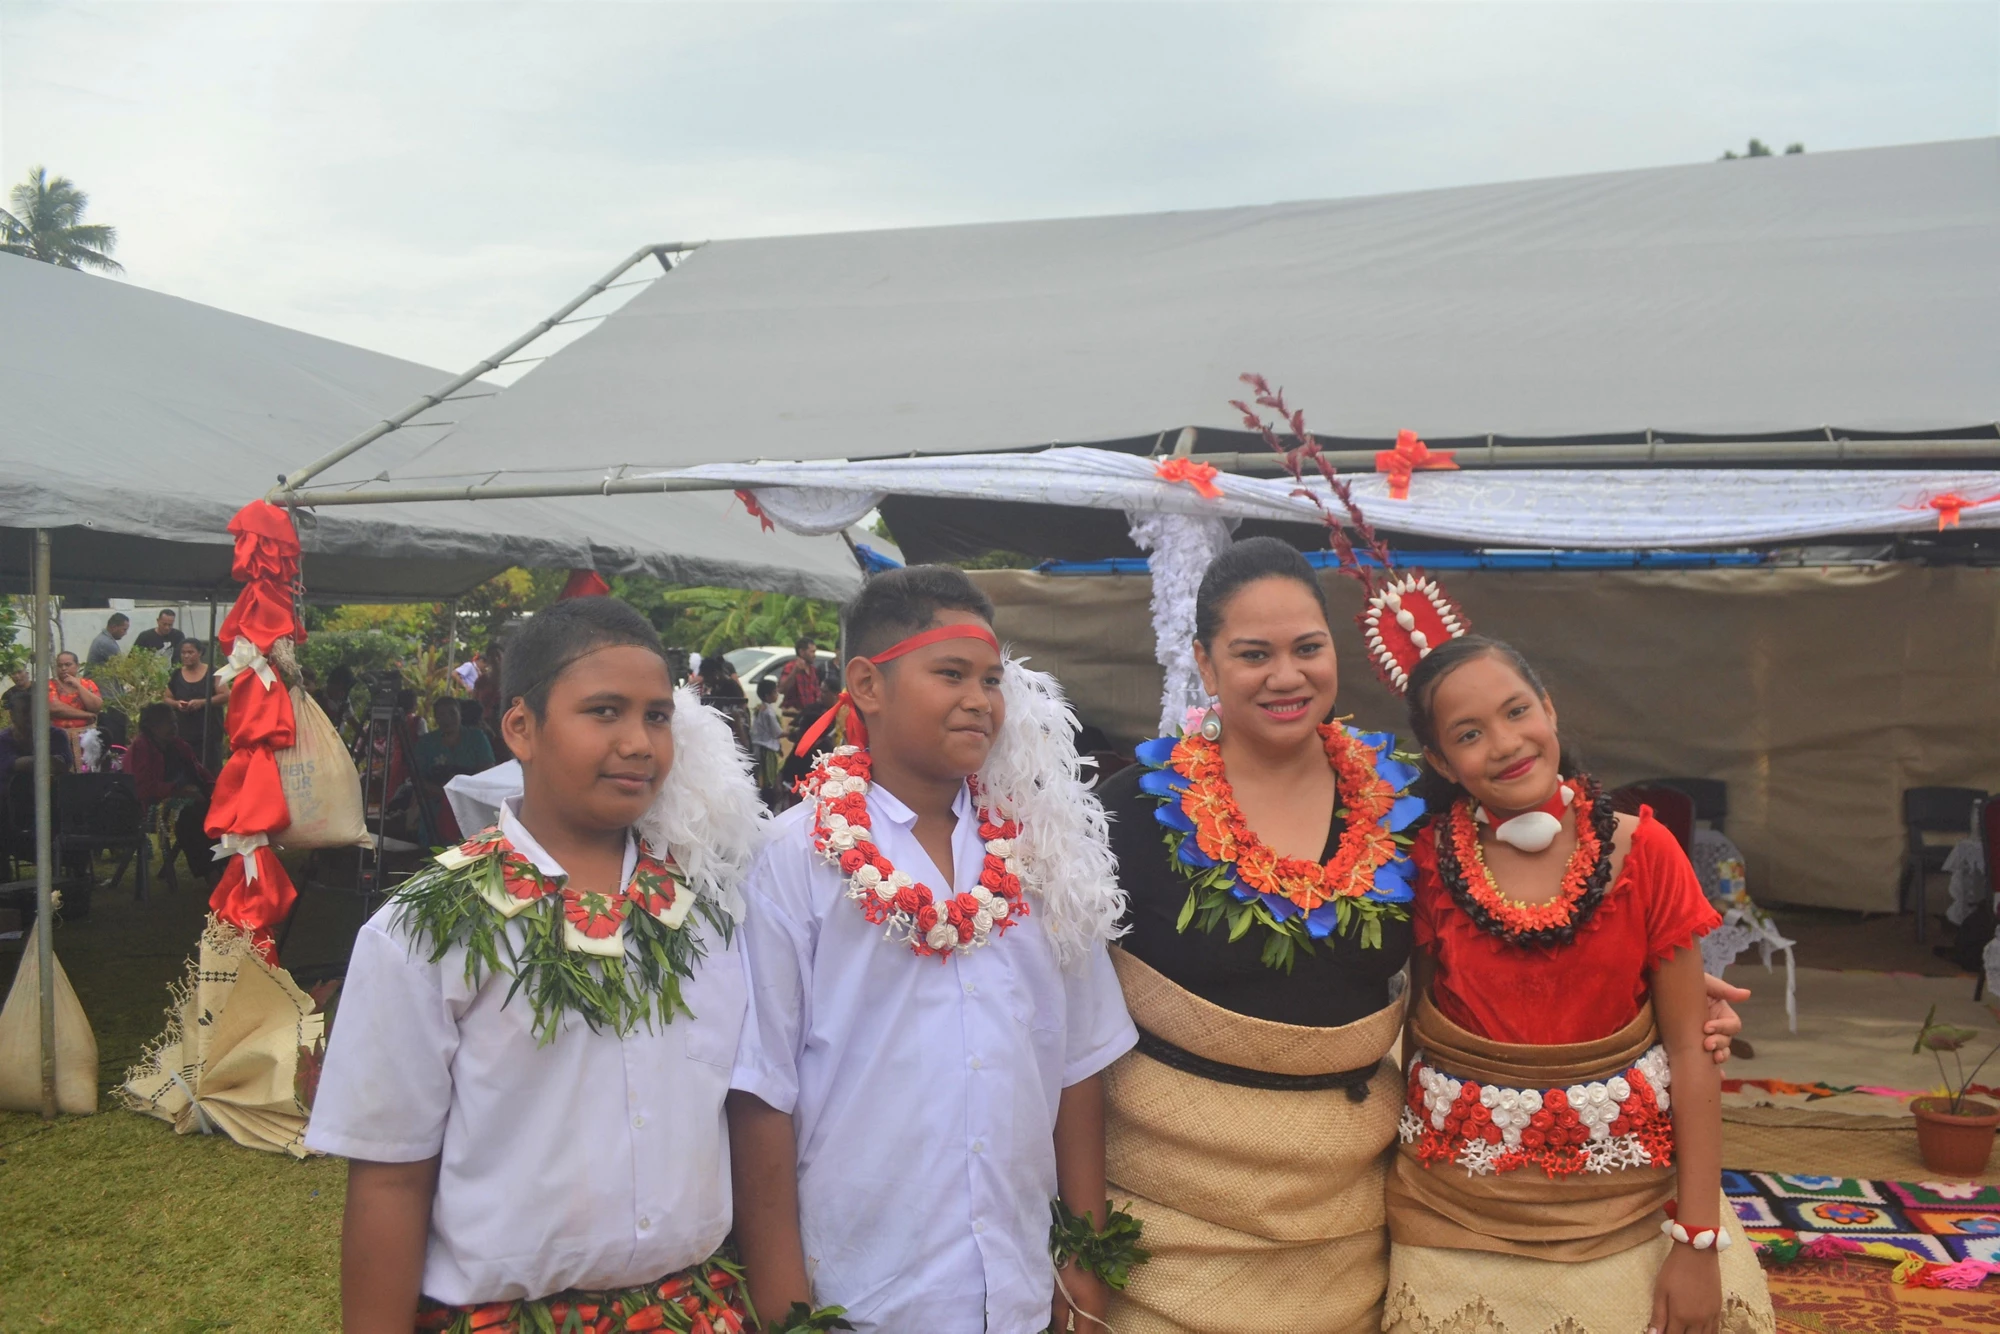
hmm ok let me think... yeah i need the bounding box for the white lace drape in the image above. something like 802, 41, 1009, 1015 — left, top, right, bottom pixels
1125, 510, 1236, 736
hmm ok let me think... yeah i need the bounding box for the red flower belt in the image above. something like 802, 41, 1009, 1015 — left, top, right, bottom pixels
1397, 1045, 1676, 1178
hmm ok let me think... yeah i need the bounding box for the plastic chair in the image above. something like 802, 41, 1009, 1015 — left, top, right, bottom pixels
1903, 786, 1986, 944
55, 772, 150, 900
1641, 778, 1727, 832
1608, 784, 1695, 854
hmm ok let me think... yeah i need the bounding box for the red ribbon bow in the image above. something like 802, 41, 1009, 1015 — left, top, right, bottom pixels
734, 489, 776, 532
1920, 491, 2000, 530
1156, 457, 1224, 499
1374, 429, 1457, 500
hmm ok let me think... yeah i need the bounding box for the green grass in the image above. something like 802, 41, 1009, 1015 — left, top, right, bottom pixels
0, 853, 364, 1332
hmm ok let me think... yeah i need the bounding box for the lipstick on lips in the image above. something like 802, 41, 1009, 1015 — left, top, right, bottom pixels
1495, 755, 1538, 782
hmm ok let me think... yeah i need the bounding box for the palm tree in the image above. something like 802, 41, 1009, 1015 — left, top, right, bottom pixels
1, 167, 122, 273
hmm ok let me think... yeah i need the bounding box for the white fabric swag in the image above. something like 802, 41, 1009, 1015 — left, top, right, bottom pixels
652, 449, 2000, 550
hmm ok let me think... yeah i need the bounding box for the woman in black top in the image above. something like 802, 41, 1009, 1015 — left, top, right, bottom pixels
1099, 539, 1416, 1334
166, 638, 223, 765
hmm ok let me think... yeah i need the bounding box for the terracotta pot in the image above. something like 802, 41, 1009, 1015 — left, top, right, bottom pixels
1911, 1096, 2000, 1176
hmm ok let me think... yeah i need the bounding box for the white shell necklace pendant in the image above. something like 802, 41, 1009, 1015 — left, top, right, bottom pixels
1474, 783, 1574, 853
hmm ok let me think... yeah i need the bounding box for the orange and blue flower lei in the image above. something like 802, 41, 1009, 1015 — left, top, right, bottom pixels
1135, 722, 1422, 966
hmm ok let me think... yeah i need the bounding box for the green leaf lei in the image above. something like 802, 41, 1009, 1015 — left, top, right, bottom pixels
389, 828, 732, 1045
1048, 1197, 1150, 1292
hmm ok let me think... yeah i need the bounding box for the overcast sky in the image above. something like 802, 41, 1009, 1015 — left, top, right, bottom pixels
3, 1, 1995, 372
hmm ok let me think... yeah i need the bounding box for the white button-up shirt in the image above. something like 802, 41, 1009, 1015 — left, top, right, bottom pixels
305, 798, 747, 1305
732, 782, 1136, 1334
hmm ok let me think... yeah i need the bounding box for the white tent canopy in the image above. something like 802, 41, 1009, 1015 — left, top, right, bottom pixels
343, 136, 1999, 500
0, 256, 863, 601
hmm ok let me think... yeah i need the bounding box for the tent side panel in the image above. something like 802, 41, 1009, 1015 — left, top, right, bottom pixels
973, 564, 2000, 915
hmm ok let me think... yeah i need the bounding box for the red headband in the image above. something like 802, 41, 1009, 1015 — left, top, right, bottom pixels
794, 623, 1001, 754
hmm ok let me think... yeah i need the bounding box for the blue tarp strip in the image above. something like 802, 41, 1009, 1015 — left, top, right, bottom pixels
1036, 550, 1769, 575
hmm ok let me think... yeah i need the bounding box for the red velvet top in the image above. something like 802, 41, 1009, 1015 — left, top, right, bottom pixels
1411, 808, 1721, 1046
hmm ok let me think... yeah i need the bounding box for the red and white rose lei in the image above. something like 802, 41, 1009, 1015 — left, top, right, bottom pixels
800, 744, 1028, 959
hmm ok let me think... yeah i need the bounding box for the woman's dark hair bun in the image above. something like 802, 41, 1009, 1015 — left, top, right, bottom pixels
1192, 537, 1330, 648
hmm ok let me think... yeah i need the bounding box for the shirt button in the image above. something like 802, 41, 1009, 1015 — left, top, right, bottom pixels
969, 1056, 983, 1070
973, 1221, 986, 1235
633, 1115, 645, 1129
639, 1217, 652, 1231
971, 1140, 986, 1154
964, 982, 977, 996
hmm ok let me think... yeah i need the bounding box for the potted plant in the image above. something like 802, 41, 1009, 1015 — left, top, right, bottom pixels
1910, 1004, 2000, 1175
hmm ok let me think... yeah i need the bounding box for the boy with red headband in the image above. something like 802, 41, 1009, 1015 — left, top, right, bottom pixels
729, 566, 1140, 1333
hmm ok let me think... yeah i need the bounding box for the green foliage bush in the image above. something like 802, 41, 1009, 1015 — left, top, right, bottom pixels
85, 644, 172, 713
296, 629, 408, 683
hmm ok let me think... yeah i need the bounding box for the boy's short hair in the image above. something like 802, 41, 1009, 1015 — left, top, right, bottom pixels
138, 701, 175, 733
840, 566, 996, 663
756, 677, 778, 701
502, 597, 669, 719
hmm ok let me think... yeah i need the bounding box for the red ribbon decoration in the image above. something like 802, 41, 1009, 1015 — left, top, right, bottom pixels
206, 501, 307, 960
1919, 491, 2000, 530
793, 623, 1003, 756
1155, 457, 1224, 500
559, 569, 612, 600
735, 489, 777, 532
1374, 429, 1458, 500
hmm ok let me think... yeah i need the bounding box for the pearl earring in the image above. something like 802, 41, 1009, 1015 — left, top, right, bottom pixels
1200, 708, 1223, 741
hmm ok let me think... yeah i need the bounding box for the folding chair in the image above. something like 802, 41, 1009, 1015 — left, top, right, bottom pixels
55, 772, 150, 900
1902, 786, 1985, 944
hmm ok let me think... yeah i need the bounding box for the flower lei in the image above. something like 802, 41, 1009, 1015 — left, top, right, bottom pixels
389, 826, 731, 1043
1134, 723, 1422, 967
1435, 775, 1618, 947
800, 745, 1027, 960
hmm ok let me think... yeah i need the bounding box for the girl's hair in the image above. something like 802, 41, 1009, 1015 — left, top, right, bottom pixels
1404, 634, 1583, 811
1192, 537, 1330, 648
840, 565, 995, 662
501, 596, 669, 719
138, 701, 176, 733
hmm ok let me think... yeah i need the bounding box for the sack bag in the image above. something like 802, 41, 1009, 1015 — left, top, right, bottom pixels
0, 920, 99, 1114
273, 687, 370, 849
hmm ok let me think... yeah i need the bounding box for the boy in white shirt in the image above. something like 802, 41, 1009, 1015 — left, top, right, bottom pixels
728, 566, 1141, 1333
306, 598, 773, 1334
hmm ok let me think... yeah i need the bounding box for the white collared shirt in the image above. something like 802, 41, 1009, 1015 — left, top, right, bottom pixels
731, 781, 1137, 1334
305, 797, 747, 1304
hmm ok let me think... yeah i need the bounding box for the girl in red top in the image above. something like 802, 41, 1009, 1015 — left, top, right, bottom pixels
1384, 635, 1773, 1334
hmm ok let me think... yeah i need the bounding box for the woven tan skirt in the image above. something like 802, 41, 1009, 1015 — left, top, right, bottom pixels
1383, 1198, 1775, 1334
1103, 949, 1407, 1334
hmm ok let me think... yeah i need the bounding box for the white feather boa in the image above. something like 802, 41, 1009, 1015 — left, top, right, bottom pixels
634, 686, 767, 922
975, 654, 1127, 972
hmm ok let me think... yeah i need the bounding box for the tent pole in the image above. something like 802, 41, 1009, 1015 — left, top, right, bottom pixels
446, 599, 460, 691
269, 243, 703, 501
273, 476, 743, 507
31, 530, 56, 1119
204, 589, 220, 770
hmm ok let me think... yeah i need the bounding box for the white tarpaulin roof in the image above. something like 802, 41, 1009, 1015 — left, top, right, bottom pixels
655, 450, 2000, 548
0, 256, 864, 601
380, 137, 1998, 491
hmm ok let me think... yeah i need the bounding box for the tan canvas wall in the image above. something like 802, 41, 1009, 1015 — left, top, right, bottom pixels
974, 564, 2000, 914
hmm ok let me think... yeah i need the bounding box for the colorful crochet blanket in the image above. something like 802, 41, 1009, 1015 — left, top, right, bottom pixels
1729, 1171, 2000, 1288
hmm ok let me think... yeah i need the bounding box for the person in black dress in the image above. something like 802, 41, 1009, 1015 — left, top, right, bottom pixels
166, 638, 223, 766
